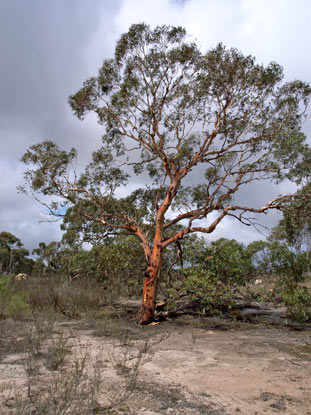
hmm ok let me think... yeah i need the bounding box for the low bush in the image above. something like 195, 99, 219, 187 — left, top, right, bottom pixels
181, 267, 234, 314
0, 276, 11, 318
277, 281, 311, 322
0, 274, 30, 319
6, 292, 30, 320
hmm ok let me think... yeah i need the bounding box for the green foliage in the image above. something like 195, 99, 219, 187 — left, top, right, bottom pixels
0, 275, 30, 319
92, 236, 145, 297
243, 239, 309, 282
244, 227, 311, 322
277, 280, 311, 322
270, 183, 311, 255
20, 140, 77, 196
0, 276, 12, 317
0, 231, 34, 275
268, 242, 308, 281
31, 234, 145, 299
32, 240, 96, 280
32, 241, 63, 274
179, 238, 253, 314
205, 239, 254, 285
182, 268, 233, 314
6, 291, 29, 320
179, 235, 311, 320
183, 237, 253, 286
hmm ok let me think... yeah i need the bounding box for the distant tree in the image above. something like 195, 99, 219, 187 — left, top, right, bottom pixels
0, 231, 34, 274
267, 241, 308, 282
32, 241, 63, 274
32, 241, 83, 280
245, 240, 271, 276
20, 24, 311, 323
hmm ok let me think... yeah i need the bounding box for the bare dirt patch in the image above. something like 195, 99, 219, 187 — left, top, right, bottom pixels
1, 316, 311, 414
139, 317, 311, 414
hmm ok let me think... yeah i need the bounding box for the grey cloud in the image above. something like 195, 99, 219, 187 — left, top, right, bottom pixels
0, 0, 310, 252
0, 0, 121, 251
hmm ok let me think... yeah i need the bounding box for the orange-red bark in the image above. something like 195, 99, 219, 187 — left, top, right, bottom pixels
138, 243, 162, 324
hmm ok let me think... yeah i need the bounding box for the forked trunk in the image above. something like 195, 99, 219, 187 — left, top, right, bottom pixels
138, 247, 162, 324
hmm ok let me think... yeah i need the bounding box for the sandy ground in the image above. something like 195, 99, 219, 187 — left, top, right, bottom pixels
139, 317, 311, 414
1, 316, 311, 414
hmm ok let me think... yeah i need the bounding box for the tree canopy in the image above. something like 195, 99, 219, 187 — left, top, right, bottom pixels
0, 231, 34, 274
20, 23, 311, 323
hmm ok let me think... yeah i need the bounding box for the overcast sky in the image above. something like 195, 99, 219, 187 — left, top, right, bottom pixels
1, 0, 310, 252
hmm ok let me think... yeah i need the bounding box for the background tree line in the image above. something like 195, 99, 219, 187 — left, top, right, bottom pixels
1, 202, 311, 321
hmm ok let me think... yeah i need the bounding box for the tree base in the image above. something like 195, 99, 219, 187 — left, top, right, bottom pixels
137, 304, 155, 325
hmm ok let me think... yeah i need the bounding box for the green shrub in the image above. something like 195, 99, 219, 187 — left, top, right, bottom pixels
0, 274, 30, 319
268, 242, 308, 282
278, 281, 311, 322
6, 291, 30, 320
182, 267, 233, 314
205, 239, 254, 285
182, 237, 254, 286
0, 278, 11, 318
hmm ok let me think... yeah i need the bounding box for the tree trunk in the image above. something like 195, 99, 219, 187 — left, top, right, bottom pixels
138, 246, 162, 324
306, 229, 311, 276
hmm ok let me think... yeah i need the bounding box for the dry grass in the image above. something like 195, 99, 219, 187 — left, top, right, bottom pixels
0, 310, 166, 415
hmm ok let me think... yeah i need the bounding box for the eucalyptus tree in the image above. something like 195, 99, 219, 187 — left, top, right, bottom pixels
0, 232, 33, 274
20, 24, 311, 323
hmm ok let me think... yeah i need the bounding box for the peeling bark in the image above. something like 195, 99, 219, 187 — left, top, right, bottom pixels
138, 246, 162, 324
